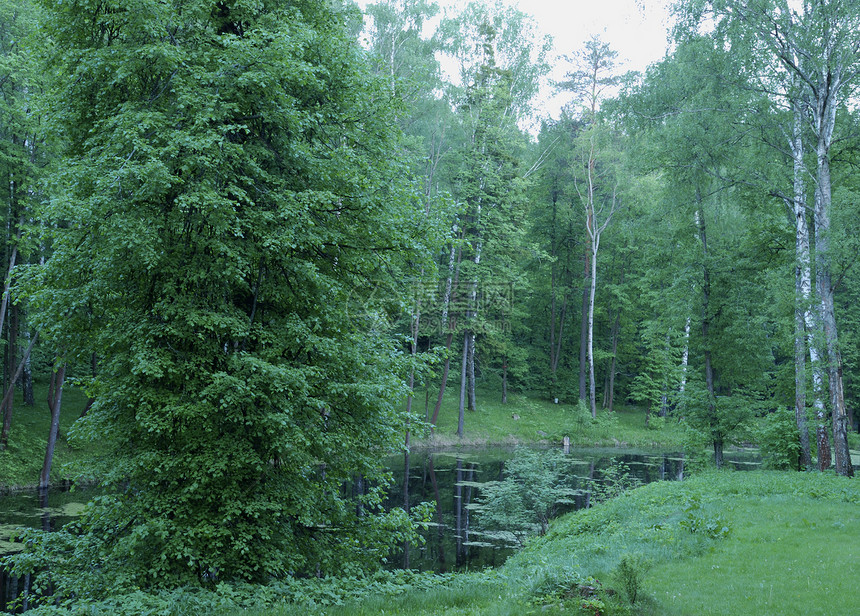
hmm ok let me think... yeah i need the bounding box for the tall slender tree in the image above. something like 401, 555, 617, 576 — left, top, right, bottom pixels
560, 36, 623, 417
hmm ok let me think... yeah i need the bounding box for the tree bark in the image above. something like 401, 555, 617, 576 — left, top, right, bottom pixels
814, 105, 852, 476
0, 244, 17, 348
4, 303, 17, 422
40, 363, 66, 489
431, 241, 461, 430
678, 316, 691, 407
790, 99, 813, 470
587, 231, 599, 418
21, 326, 34, 406
457, 333, 468, 437
501, 357, 508, 404
467, 330, 476, 411
578, 250, 589, 400
697, 206, 720, 468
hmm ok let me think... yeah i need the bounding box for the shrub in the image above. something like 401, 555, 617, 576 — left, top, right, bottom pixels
754, 406, 801, 470
470, 447, 579, 543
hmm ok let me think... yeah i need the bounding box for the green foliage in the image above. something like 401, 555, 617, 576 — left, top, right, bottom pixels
587, 458, 641, 506
678, 496, 731, 540
753, 406, 802, 470
612, 553, 648, 604
679, 383, 758, 467
529, 569, 616, 615
0, 570, 464, 616
469, 446, 578, 543
10, 0, 436, 597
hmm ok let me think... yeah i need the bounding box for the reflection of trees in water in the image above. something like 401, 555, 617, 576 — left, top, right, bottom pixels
0, 486, 91, 610
384, 448, 706, 572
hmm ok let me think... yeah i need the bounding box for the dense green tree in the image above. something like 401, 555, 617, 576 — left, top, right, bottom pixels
671, 0, 859, 475
614, 32, 791, 466
428, 0, 548, 435
14, 0, 433, 595
0, 0, 46, 451
523, 112, 584, 402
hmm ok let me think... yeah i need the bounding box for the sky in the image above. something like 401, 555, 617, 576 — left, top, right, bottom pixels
356, 0, 677, 124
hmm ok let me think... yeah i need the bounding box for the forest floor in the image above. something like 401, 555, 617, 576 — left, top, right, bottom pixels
0, 384, 686, 489
0, 380, 90, 490
257, 470, 860, 616
413, 386, 687, 449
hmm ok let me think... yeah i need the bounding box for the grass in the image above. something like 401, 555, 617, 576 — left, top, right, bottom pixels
0, 380, 90, 489
411, 387, 686, 450
225, 470, 859, 616
644, 491, 859, 615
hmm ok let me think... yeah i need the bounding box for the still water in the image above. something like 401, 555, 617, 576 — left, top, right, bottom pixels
0, 487, 93, 612
382, 446, 760, 572
0, 446, 761, 605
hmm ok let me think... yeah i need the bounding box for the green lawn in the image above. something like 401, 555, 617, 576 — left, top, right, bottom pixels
645, 494, 858, 615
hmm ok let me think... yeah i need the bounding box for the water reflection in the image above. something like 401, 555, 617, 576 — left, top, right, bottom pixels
385, 447, 759, 573
0, 486, 92, 611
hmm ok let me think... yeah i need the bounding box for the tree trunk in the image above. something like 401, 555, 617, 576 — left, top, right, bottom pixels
467, 331, 476, 411
790, 100, 813, 470
501, 358, 508, 404
679, 316, 691, 397
713, 436, 724, 471
814, 121, 852, 476
21, 328, 34, 406
697, 206, 719, 468
5, 303, 17, 423
40, 363, 66, 489
587, 236, 598, 418
0, 245, 17, 350
466, 228, 481, 412
431, 242, 461, 430
457, 333, 468, 437
579, 250, 590, 400
603, 302, 621, 412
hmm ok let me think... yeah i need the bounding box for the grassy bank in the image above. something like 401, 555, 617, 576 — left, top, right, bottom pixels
411, 387, 686, 450
248, 470, 858, 616
25, 471, 854, 615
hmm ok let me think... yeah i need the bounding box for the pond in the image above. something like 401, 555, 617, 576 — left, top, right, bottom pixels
0, 446, 762, 606
382, 446, 761, 573
0, 487, 95, 612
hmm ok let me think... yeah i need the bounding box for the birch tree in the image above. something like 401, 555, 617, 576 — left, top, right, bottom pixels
560, 36, 623, 417
699, 0, 858, 475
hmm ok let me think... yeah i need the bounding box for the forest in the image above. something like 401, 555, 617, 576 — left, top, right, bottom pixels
0, 0, 858, 614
